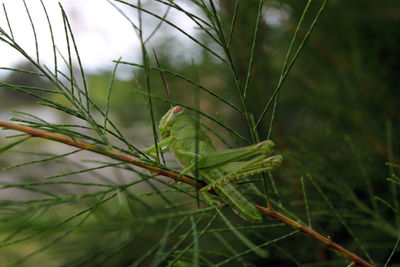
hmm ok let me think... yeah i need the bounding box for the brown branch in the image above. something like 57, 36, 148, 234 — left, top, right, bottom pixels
0, 121, 373, 267
256, 205, 373, 267
0, 121, 201, 187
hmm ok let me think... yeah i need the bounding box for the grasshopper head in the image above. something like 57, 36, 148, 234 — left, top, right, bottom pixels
159, 106, 184, 138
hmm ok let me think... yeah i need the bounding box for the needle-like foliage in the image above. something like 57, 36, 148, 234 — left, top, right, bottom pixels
0, 0, 398, 266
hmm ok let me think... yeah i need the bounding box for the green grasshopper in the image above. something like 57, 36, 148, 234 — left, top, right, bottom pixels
146, 105, 282, 222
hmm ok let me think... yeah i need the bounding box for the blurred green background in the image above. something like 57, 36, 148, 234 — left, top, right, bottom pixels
0, 0, 399, 266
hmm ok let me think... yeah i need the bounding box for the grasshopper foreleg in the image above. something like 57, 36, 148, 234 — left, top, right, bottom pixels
145, 136, 175, 159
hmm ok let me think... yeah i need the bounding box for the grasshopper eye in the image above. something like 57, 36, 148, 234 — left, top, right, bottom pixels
173, 106, 183, 114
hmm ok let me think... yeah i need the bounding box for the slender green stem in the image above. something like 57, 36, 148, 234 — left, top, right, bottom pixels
0, 120, 373, 267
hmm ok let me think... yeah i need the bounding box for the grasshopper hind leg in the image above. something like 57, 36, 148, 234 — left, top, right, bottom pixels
205, 155, 283, 190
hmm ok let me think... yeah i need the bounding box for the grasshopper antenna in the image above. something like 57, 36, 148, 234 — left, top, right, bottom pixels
152, 49, 172, 107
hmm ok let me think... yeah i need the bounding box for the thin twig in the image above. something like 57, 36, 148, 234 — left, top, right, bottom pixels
0, 120, 373, 267
255, 205, 372, 267
0, 121, 199, 187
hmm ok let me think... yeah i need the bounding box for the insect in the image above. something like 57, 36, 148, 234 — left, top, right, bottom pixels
146, 106, 282, 222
